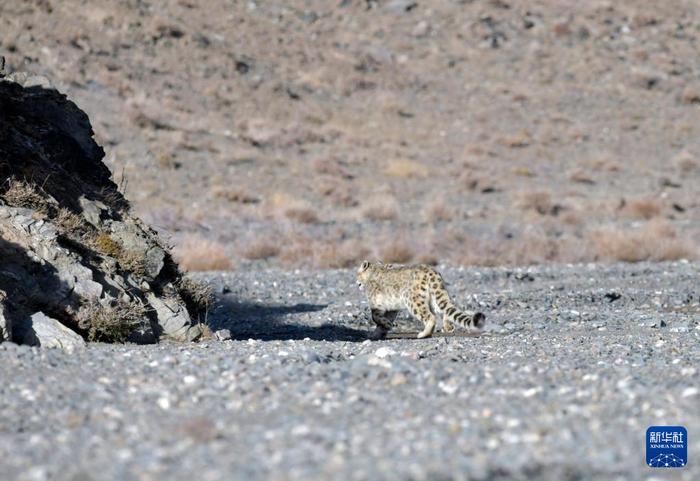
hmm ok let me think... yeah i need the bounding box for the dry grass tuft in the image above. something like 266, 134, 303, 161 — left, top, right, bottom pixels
416, 252, 439, 265
512, 166, 535, 177
312, 158, 352, 178
619, 197, 662, 220
384, 159, 429, 178
680, 85, 700, 104
174, 236, 232, 271
314, 242, 368, 268
674, 151, 698, 174
155, 151, 180, 169
177, 277, 214, 321
591, 220, 696, 262
362, 201, 398, 221
317, 180, 357, 207
284, 206, 319, 224
379, 242, 414, 263
568, 169, 595, 184
91, 233, 123, 258
515, 191, 555, 215
242, 239, 280, 260
423, 200, 453, 223
499, 130, 532, 148
78, 299, 147, 343
213, 187, 259, 204
55, 208, 85, 233
2, 179, 49, 212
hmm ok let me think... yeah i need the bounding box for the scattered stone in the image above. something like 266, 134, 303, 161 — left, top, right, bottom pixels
214, 329, 232, 341
384, 0, 417, 13
12, 312, 85, 351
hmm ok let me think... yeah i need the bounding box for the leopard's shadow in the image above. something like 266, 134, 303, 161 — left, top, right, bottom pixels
208, 297, 367, 342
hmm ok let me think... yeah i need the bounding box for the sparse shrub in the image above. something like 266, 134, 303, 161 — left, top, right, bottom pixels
317, 180, 357, 207
1, 179, 49, 213
674, 151, 698, 174
380, 242, 414, 263
243, 239, 280, 260
312, 158, 352, 178
88, 232, 148, 275
560, 210, 583, 226
515, 191, 555, 215
91, 233, 123, 258
213, 188, 259, 204
423, 201, 453, 223
384, 160, 428, 178
155, 151, 179, 169
591, 220, 696, 262
174, 236, 232, 271
55, 208, 84, 233
416, 252, 439, 265
177, 277, 214, 322
78, 299, 147, 342
568, 169, 595, 184
680, 85, 700, 104
284, 207, 319, 224
619, 197, 662, 220
512, 166, 535, 177
314, 242, 367, 268
362, 195, 399, 221
499, 130, 531, 148
460, 171, 497, 192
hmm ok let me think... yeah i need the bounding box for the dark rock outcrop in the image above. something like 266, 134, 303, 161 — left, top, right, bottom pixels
0, 74, 206, 346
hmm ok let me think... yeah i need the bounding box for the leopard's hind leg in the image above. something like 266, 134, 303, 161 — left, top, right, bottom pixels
370, 308, 398, 340
407, 283, 436, 339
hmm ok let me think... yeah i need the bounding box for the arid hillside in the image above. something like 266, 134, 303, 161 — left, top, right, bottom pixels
3, 0, 700, 268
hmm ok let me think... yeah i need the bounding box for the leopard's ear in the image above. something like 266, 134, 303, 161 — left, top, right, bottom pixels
359, 260, 370, 272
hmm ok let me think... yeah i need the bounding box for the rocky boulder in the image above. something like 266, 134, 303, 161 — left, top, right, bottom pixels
0, 71, 209, 346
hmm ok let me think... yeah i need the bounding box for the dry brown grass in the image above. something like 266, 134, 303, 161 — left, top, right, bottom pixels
674, 151, 698, 174
568, 169, 595, 184
155, 150, 180, 169
317, 180, 357, 207
379, 241, 415, 263
591, 220, 696, 262
213, 187, 259, 204
177, 277, 214, 322
680, 84, 700, 104
283, 206, 319, 224
1, 179, 49, 213
242, 239, 280, 260
422, 200, 453, 223
267, 192, 320, 223
173, 236, 233, 271
78, 299, 147, 343
55, 207, 84, 233
515, 190, 555, 215
460, 171, 498, 193
313, 241, 367, 268
312, 157, 352, 178
560, 209, 583, 226
384, 159, 429, 178
512, 166, 535, 177
362, 198, 398, 221
499, 130, 532, 148
619, 197, 663, 220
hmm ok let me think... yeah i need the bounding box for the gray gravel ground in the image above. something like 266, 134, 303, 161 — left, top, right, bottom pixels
1, 262, 699, 481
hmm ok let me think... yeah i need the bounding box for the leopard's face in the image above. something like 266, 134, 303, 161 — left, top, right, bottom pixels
356, 260, 372, 290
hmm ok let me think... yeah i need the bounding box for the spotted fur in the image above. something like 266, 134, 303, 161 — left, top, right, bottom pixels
356, 261, 485, 339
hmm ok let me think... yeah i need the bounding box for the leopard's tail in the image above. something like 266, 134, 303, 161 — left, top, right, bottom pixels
427, 271, 485, 330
